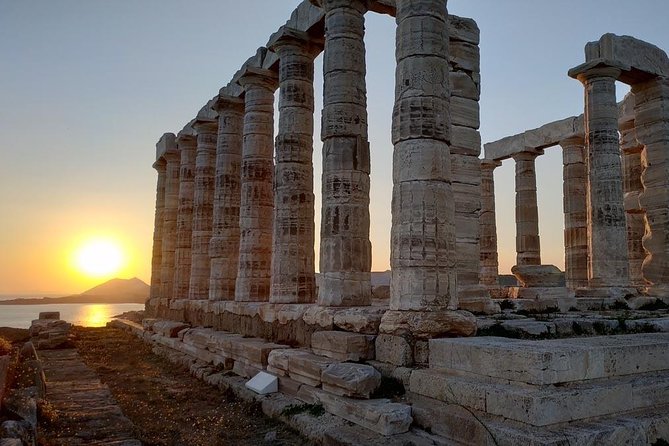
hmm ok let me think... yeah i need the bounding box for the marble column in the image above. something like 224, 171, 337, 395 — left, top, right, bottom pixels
561, 136, 589, 289
173, 131, 197, 299
149, 158, 166, 299
268, 28, 320, 304
479, 159, 501, 287
235, 67, 278, 302
632, 77, 669, 295
576, 67, 630, 288
188, 119, 218, 300
620, 119, 646, 287
513, 150, 542, 266
158, 133, 180, 300
209, 94, 245, 301
312, 0, 371, 307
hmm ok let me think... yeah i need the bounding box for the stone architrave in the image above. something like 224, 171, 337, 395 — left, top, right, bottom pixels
385, 0, 475, 338
173, 131, 197, 299
512, 150, 542, 267
235, 67, 279, 302
479, 159, 501, 287
575, 67, 631, 288
149, 158, 166, 299
158, 133, 180, 300
311, 0, 372, 307
209, 94, 245, 301
268, 28, 321, 304
188, 118, 218, 300
632, 77, 669, 295
560, 136, 589, 289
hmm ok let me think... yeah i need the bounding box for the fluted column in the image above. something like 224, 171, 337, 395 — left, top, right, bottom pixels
513, 150, 542, 266
561, 136, 589, 289
149, 158, 166, 299
313, 0, 371, 307
159, 134, 180, 300
209, 94, 245, 301
235, 68, 278, 302
188, 119, 218, 300
576, 67, 630, 288
173, 132, 196, 299
268, 28, 320, 304
479, 159, 501, 287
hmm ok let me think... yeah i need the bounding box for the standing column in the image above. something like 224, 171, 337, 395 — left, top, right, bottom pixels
235, 68, 278, 302
513, 150, 542, 266
209, 94, 245, 301
268, 28, 321, 304
149, 158, 166, 299
159, 133, 180, 301
173, 131, 197, 299
575, 66, 630, 288
313, 0, 372, 307
188, 118, 218, 300
561, 136, 589, 289
479, 159, 501, 287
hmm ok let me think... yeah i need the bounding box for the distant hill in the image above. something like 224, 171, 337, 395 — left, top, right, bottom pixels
0, 278, 150, 305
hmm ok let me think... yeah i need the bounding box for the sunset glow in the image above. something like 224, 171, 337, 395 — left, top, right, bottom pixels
74, 239, 124, 278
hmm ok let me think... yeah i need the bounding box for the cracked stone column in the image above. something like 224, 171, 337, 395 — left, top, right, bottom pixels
158, 133, 180, 301
575, 66, 630, 289
149, 157, 166, 299
620, 118, 646, 288
561, 135, 589, 290
268, 28, 321, 304
382, 0, 476, 341
173, 130, 197, 299
188, 117, 218, 300
479, 159, 501, 288
209, 93, 245, 301
235, 68, 278, 302
312, 0, 372, 307
632, 77, 669, 295
513, 150, 542, 266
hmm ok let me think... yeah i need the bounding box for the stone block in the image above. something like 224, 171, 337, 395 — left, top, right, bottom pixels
38, 312, 60, 320
152, 320, 190, 338
267, 348, 310, 374
450, 125, 481, 156
288, 352, 336, 386
311, 331, 375, 361
379, 310, 477, 339
245, 371, 278, 395
511, 264, 564, 287
321, 363, 381, 399
451, 96, 480, 129
375, 334, 413, 366
448, 15, 480, 45
450, 71, 479, 100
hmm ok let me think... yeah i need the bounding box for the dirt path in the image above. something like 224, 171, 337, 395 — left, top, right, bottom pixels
71, 326, 310, 446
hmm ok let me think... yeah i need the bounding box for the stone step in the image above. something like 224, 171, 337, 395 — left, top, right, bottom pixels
429, 333, 669, 385
310, 330, 375, 361
410, 368, 669, 426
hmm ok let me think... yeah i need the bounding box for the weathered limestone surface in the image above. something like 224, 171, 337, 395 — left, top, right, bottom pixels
511, 264, 563, 288
158, 133, 179, 300
173, 129, 196, 300
390, 0, 457, 312
512, 150, 542, 266
584, 33, 669, 80
235, 67, 278, 302
310, 330, 375, 361
315, 0, 372, 307
561, 135, 589, 289
479, 159, 500, 287
189, 109, 218, 300
209, 93, 245, 301
149, 158, 166, 299
321, 363, 381, 398
268, 27, 320, 304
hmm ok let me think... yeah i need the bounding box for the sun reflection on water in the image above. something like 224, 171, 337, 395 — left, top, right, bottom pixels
81, 304, 110, 327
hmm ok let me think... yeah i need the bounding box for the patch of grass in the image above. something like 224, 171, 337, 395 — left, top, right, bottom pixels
371, 376, 405, 399
568, 306, 579, 312
638, 300, 669, 311
499, 300, 515, 311
0, 337, 11, 356
280, 403, 325, 418
611, 300, 630, 310
572, 321, 585, 336
477, 322, 521, 339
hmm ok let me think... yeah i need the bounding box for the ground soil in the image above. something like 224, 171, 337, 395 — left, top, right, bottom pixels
70, 326, 311, 446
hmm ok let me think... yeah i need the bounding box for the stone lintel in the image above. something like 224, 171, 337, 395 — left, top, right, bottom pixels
480, 158, 501, 170
156, 132, 177, 161
584, 33, 669, 81
568, 59, 627, 83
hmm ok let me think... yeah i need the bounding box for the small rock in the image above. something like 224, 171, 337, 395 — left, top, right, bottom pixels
264, 430, 277, 443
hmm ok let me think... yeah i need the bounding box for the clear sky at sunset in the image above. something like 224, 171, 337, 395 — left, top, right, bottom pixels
1, 1, 668, 295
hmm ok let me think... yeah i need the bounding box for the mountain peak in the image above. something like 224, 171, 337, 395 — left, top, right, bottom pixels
80, 277, 150, 297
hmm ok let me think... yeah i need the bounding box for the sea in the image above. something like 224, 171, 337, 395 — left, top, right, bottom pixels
0, 295, 145, 329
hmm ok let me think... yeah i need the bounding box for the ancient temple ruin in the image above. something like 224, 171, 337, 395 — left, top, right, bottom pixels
134, 1, 669, 444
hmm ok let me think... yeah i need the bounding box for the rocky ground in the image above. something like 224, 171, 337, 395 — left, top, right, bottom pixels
69, 326, 311, 446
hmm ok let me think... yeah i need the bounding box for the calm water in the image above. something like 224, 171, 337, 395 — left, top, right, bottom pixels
0, 303, 145, 328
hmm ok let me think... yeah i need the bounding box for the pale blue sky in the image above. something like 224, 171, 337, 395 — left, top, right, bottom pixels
1, 1, 667, 293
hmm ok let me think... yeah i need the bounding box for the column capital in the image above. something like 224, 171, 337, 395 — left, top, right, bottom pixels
480, 158, 502, 170
176, 129, 197, 148
237, 67, 279, 92
156, 132, 177, 161
152, 158, 166, 171
309, 0, 369, 13
267, 26, 323, 58
570, 62, 622, 85
212, 94, 244, 114
192, 118, 218, 135
512, 149, 543, 162
559, 135, 585, 148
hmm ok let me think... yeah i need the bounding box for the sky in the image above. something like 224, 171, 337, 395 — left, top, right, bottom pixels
1, 0, 668, 295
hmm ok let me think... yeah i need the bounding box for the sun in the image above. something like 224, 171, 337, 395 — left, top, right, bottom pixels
74, 239, 124, 278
